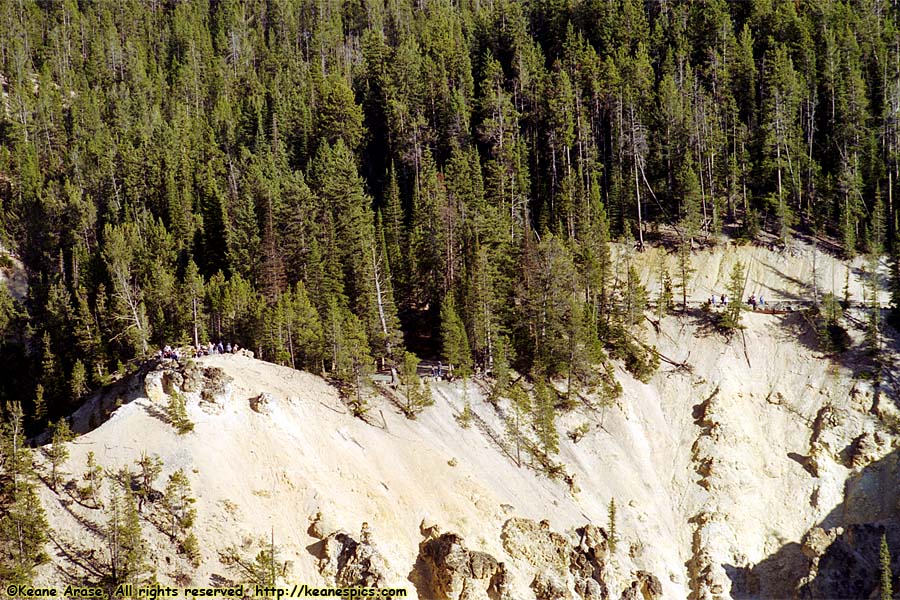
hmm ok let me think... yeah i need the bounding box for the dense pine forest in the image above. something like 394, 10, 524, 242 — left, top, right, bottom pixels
0, 0, 899, 429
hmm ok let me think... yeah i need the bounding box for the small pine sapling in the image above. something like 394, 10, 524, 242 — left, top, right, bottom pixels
401, 351, 433, 418
608, 498, 618, 553
82, 451, 104, 507
48, 418, 73, 491
881, 533, 893, 600
134, 452, 163, 511
165, 392, 194, 434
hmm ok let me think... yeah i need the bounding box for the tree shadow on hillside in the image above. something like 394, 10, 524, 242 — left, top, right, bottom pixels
724, 447, 900, 599
46, 529, 110, 587
684, 306, 737, 340
850, 262, 891, 297
142, 401, 175, 428
770, 309, 887, 409
757, 261, 815, 304
51, 360, 160, 442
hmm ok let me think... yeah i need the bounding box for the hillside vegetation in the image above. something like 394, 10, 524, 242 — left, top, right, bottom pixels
10, 241, 899, 599
3, 1, 900, 597
2, 0, 900, 432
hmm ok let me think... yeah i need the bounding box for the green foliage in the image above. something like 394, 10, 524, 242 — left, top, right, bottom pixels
489, 336, 513, 402
165, 392, 194, 435
441, 293, 472, 377
568, 422, 591, 443
104, 474, 153, 591
656, 265, 674, 320
1, 0, 899, 419
81, 451, 104, 508
327, 301, 374, 415
0, 402, 51, 582
32, 384, 46, 429
401, 351, 433, 418
882, 534, 893, 600
103, 223, 151, 357
181, 532, 201, 568
608, 498, 618, 553
0, 284, 14, 338
817, 293, 851, 353
163, 469, 197, 547
70, 360, 89, 400
675, 241, 695, 313
532, 378, 559, 456
719, 262, 746, 331
504, 382, 532, 468
134, 452, 163, 511
225, 534, 288, 586
47, 418, 73, 491
456, 401, 474, 429
864, 256, 882, 356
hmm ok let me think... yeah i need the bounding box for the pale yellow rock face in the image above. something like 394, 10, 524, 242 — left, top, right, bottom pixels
32, 239, 894, 599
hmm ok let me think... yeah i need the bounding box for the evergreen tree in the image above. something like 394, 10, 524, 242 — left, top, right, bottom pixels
183, 259, 206, 349
760, 43, 802, 244
134, 453, 163, 512
532, 378, 559, 456
656, 265, 674, 320
505, 382, 531, 468
440, 293, 472, 377
32, 384, 47, 430
82, 451, 104, 508
103, 223, 150, 357
881, 533, 893, 600
165, 392, 194, 435
720, 262, 746, 331
47, 418, 73, 491
162, 469, 197, 544
104, 474, 153, 592
490, 336, 513, 401
400, 351, 433, 418
70, 360, 89, 401
608, 498, 618, 553
327, 301, 373, 415
675, 241, 695, 313
0, 402, 50, 582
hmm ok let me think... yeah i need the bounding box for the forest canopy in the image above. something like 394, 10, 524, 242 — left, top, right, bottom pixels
0, 0, 898, 428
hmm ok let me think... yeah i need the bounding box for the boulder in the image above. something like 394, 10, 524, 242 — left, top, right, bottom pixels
418, 532, 501, 600
574, 576, 608, 599
800, 527, 839, 561
501, 517, 570, 574
850, 431, 890, 469
308, 511, 340, 540
251, 392, 275, 415
201, 366, 233, 406
531, 571, 571, 600
144, 370, 167, 404
319, 528, 388, 589
634, 571, 662, 600
181, 363, 206, 393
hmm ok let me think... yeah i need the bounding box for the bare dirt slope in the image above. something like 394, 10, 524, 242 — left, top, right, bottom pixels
31, 240, 896, 599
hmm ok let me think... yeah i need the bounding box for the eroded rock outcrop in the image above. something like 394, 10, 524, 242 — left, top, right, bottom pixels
797, 523, 888, 599
417, 531, 504, 600
251, 392, 275, 414
144, 362, 234, 413
501, 518, 570, 573
316, 524, 389, 589
499, 516, 660, 600
531, 571, 571, 600
849, 430, 891, 469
